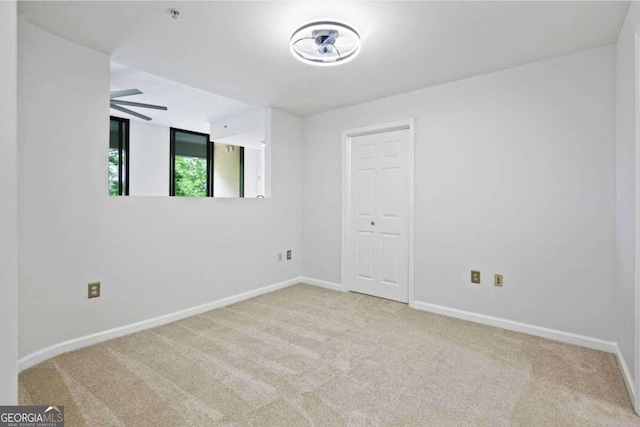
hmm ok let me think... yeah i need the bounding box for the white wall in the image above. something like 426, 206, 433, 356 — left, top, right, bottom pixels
210, 108, 265, 141
616, 1, 640, 396
243, 147, 264, 198
18, 21, 302, 358
0, 0, 18, 405
213, 143, 241, 198
302, 46, 617, 341
128, 120, 169, 196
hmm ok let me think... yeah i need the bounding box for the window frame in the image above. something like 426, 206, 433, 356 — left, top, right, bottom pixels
110, 116, 130, 196
169, 127, 212, 197
239, 146, 245, 198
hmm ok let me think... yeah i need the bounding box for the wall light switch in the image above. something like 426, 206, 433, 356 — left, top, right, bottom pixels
286, 250, 292, 260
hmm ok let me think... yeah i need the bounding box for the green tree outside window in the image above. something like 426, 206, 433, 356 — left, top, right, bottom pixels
174, 156, 207, 197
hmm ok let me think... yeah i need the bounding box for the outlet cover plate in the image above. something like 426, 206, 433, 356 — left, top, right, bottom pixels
494, 274, 504, 287
88, 282, 100, 299
471, 271, 481, 284
286, 250, 292, 260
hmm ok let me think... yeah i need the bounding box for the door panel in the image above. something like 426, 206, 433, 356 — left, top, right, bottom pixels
348, 129, 410, 302
382, 167, 401, 218
357, 231, 374, 279
382, 140, 399, 158
357, 169, 375, 216
358, 143, 376, 160
381, 233, 401, 285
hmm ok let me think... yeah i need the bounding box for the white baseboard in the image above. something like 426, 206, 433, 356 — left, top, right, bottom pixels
409, 300, 617, 354
18, 277, 301, 372
20, 279, 634, 406
614, 343, 636, 404
412, 300, 637, 405
300, 276, 344, 291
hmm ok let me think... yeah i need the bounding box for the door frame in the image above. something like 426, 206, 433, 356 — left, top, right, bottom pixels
634, 32, 640, 415
341, 119, 415, 303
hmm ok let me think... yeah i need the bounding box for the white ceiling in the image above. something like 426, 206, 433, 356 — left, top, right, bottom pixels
110, 62, 253, 134
19, 1, 630, 116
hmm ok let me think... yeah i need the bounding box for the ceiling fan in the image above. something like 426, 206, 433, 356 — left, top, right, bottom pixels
109, 89, 168, 121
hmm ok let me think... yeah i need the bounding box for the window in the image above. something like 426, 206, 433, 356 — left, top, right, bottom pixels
169, 128, 246, 198
170, 128, 212, 197
109, 116, 129, 196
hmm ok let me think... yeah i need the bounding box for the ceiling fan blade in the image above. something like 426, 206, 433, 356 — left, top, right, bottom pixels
110, 89, 142, 99
110, 99, 168, 111
110, 104, 152, 121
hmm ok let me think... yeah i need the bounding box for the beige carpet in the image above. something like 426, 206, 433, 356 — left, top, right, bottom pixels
20, 283, 639, 426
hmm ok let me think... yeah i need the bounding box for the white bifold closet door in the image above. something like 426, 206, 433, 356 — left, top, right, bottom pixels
348, 129, 410, 303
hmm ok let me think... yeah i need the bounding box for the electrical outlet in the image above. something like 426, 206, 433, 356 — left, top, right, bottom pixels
286, 250, 292, 260
471, 271, 481, 284
494, 274, 504, 287
88, 282, 100, 299
277, 252, 283, 262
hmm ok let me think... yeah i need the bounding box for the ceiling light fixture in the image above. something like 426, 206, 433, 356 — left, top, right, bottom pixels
290, 21, 360, 66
